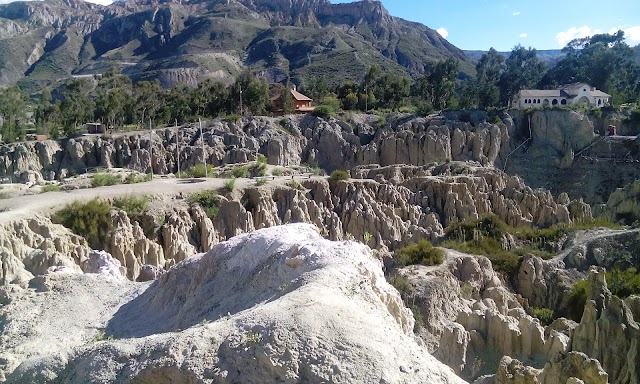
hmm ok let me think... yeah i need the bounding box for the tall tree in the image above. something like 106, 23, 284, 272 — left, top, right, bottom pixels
280, 79, 294, 114
412, 58, 459, 111
60, 79, 94, 136
0, 85, 27, 142
499, 45, 546, 106
475, 48, 504, 108
541, 30, 639, 104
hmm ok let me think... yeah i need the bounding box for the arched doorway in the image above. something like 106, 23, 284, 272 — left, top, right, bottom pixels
543, 99, 550, 107
576, 96, 590, 106
552, 99, 558, 106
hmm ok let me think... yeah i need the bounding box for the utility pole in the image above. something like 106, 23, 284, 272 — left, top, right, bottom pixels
149, 117, 153, 180
200, 118, 207, 178
239, 84, 243, 116
175, 119, 180, 179
365, 85, 368, 113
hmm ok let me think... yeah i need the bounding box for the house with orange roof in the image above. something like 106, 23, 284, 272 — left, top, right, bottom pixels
271, 85, 314, 114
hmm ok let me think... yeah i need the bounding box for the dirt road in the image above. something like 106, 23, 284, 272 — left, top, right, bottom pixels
0, 175, 321, 225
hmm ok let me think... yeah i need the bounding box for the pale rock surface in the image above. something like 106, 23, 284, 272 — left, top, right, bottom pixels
572, 267, 640, 384
1, 224, 465, 383
0, 216, 91, 287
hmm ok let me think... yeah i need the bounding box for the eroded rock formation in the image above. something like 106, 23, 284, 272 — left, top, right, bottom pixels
0, 224, 465, 383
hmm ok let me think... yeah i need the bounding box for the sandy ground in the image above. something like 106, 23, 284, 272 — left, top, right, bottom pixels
0, 174, 323, 225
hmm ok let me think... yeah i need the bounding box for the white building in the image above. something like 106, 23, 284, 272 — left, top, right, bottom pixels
513, 83, 611, 109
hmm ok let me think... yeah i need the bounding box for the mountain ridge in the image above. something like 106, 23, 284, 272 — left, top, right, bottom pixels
0, 0, 474, 91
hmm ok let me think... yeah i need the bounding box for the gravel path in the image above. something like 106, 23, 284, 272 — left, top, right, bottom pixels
0, 175, 323, 225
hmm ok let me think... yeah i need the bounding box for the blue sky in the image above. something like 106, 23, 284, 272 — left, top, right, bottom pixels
333, 0, 640, 51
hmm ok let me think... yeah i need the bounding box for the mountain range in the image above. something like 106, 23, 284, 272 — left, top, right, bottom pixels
0, 0, 474, 92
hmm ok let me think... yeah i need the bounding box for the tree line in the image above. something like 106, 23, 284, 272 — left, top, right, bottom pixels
0, 31, 638, 143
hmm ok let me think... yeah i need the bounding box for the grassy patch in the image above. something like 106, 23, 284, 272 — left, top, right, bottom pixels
0, 192, 10, 199
529, 307, 554, 326
567, 279, 589, 322
223, 178, 236, 192
394, 239, 444, 267
442, 214, 620, 278
607, 267, 640, 298
182, 164, 215, 178
329, 170, 349, 182
124, 173, 152, 184
388, 273, 411, 294
285, 180, 305, 191
188, 189, 220, 220
51, 198, 112, 249
113, 195, 149, 223
312, 105, 335, 118
272, 168, 284, 176
255, 178, 268, 186
41, 184, 61, 193
91, 173, 122, 188
248, 162, 266, 177
231, 165, 250, 179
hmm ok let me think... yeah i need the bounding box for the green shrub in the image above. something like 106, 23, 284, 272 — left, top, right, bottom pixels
91, 173, 122, 188
188, 189, 220, 220
312, 105, 335, 119
329, 170, 349, 182
412, 305, 425, 330
184, 164, 214, 178
0, 192, 11, 199
223, 114, 240, 123
124, 173, 152, 184
529, 307, 554, 326
248, 162, 266, 177
388, 273, 411, 294
113, 195, 149, 223
255, 178, 268, 186
257, 154, 267, 164
394, 239, 444, 267
606, 268, 640, 298
567, 279, 589, 322
51, 198, 112, 249
41, 184, 61, 193
223, 178, 236, 191
320, 96, 340, 110
446, 214, 507, 243
272, 168, 284, 176
628, 109, 640, 123
231, 165, 250, 178
286, 180, 304, 190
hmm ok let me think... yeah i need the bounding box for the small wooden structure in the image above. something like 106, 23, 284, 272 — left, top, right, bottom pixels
86, 122, 107, 134
271, 85, 314, 115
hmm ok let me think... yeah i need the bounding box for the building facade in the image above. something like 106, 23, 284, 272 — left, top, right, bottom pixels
514, 83, 610, 109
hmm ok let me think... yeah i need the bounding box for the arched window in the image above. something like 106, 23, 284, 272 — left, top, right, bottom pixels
537, 99, 541, 104
561, 99, 567, 105
598, 99, 602, 106
552, 99, 558, 105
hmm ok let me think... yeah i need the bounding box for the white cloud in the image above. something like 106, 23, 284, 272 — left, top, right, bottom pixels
556, 24, 640, 47
436, 27, 449, 39
512, 11, 521, 16
555, 26, 602, 47
625, 26, 640, 45
611, 26, 640, 46
519, 33, 528, 38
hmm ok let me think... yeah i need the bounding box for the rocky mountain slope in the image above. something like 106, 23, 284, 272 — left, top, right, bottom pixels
1, 110, 638, 203
0, 224, 466, 383
0, 0, 472, 90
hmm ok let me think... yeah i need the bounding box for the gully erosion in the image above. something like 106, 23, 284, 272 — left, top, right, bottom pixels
1, 109, 640, 383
